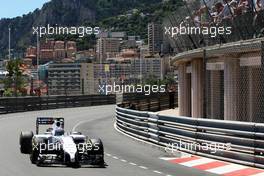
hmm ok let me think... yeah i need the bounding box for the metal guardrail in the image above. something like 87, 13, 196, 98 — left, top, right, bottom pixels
0, 94, 116, 114
0, 92, 177, 114
116, 105, 264, 168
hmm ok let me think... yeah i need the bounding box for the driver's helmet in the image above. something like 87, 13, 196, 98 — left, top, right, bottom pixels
56, 121, 61, 127
54, 129, 65, 136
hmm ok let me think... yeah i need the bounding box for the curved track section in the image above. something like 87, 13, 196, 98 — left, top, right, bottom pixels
0, 105, 216, 176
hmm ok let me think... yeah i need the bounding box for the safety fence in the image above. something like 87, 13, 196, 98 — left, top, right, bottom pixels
116, 104, 264, 169
0, 92, 178, 114
163, 0, 264, 54
120, 92, 178, 112
0, 94, 116, 114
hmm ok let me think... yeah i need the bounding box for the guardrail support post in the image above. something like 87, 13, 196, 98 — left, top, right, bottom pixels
148, 112, 159, 144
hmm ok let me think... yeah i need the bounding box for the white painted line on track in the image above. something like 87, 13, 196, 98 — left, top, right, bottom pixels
153, 170, 163, 174
72, 120, 88, 131
105, 153, 174, 176
159, 157, 178, 161
139, 166, 148, 170
129, 162, 137, 166
105, 153, 111, 157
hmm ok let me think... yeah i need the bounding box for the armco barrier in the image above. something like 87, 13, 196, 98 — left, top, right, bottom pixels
0, 92, 177, 114
0, 94, 116, 114
116, 105, 264, 168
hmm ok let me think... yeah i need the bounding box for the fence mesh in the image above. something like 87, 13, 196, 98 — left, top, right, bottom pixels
174, 42, 264, 123
163, 0, 264, 54
165, 0, 264, 122
203, 42, 264, 122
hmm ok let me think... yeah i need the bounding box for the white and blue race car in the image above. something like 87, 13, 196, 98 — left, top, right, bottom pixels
19, 117, 104, 167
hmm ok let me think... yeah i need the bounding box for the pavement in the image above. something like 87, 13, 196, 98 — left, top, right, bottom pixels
0, 105, 256, 176
158, 108, 179, 116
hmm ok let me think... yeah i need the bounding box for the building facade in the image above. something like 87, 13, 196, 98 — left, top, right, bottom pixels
26, 40, 77, 65
148, 22, 163, 55
48, 63, 82, 95
96, 38, 122, 62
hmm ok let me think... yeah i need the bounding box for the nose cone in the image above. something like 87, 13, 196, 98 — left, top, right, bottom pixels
62, 136, 77, 162
69, 151, 76, 162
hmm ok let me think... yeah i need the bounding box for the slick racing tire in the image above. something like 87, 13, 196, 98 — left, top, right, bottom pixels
20, 131, 33, 154
30, 148, 39, 164
30, 137, 45, 165
90, 138, 104, 165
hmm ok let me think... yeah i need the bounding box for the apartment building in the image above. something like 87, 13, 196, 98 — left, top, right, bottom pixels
47, 55, 165, 95
66, 41, 77, 58
148, 22, 163, 55
130, 56, 164, 81
96, 38, 122, 62
48, 63, 83, 95
25, 40, 77, 65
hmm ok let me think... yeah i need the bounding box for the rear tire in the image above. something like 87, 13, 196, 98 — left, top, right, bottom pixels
19, 131, 33, 154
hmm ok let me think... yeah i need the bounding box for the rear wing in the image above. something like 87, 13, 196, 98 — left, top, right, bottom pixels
36, 117, 64, 134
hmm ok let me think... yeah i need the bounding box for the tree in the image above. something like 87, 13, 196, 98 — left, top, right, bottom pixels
3, 59, 25, 96
144, 74, 159, 85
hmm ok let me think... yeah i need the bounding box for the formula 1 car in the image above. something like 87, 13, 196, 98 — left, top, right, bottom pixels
19, 117, 104, 167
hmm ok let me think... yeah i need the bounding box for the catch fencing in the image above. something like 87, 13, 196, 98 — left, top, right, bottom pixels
163, 0, 264, 54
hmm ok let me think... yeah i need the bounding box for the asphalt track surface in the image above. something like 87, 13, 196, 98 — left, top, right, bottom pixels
0, 105, 217, 176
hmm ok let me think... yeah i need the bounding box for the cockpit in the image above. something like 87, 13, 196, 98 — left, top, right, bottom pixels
54, 129, 65, 136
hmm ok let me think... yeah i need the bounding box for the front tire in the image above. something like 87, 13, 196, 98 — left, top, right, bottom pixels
30, 148, 39, 164
90, 138, 104, 166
